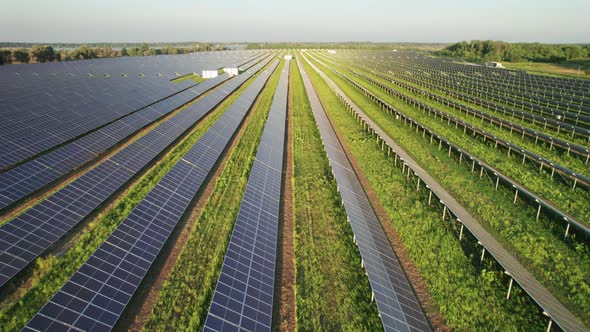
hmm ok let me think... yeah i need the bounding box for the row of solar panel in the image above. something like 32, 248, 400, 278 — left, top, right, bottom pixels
297, 54, 430, 332
0, 52, 274, 211
0, 52, 266, 170
0, 74, 231, 210
0, 55, 277, 289
0, 76, 194, 170
0, 51, 263, 83
23, 58, 280, 332
204, 59, 290, 332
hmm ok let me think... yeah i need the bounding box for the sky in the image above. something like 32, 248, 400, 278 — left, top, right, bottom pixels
0, 0, 588, 43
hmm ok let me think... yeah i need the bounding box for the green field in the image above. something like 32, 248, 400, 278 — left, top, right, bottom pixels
504, 60, 590, 80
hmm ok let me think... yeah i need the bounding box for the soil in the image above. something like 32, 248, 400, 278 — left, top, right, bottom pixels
274, 71, 296, 332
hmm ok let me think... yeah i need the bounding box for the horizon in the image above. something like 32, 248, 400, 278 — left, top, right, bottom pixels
1, 0, 589, 44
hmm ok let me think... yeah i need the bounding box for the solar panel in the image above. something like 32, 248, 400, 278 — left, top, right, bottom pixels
22, 58, 280, 332
0, 75, 230, 211
203, 60, 290, 332
0, 51, 268, 170
0, 56, 277, 289
297, 55, 431, 332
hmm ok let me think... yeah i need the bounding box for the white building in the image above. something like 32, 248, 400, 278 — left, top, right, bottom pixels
484, 61, 505, 68
202, 70, 218, 79
327, 50, 336, 54
223, 67, 239, 76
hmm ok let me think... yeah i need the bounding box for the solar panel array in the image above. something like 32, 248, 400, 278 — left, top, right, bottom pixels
204, 60, 290, 332
0, 55, 276, 289
297, 55, 431, 332
0, 51, 266, 170
23, 58, 280, 332
0, 74, 230, 210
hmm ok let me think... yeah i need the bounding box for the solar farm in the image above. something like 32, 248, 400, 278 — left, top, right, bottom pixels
0, 49, 588, 332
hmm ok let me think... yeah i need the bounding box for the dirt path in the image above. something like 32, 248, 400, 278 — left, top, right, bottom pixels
274, 68, 296, 332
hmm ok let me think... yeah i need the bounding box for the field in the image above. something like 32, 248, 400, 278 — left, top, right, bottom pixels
0, 48, 588, 332
503, 60, 590, 80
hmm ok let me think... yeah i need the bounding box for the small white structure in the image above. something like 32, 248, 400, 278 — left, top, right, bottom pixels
223, 67, 239, 76
327, 50, 336, 54
202, 70, 218, 78
484, 61, 505, 68
284, 55, 293, 60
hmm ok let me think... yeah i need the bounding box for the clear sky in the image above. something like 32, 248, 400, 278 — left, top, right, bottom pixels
0, 0, 588, 43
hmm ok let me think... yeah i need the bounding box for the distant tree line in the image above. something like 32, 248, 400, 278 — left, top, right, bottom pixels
246, 42, 449, 51
0, 43, 226, 65
437, 40, 590, 63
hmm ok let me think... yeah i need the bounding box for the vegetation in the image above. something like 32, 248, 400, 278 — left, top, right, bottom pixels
438, 40, 590, 63
302, 53, 590, 327
144, 60, 284, 331
299, 54, 546, 330
503, 60, 590, 80
0, 65, 265, 331
290, 60, 383, 330
172, 73, 205, 84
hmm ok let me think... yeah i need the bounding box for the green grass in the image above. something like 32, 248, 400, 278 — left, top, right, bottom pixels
301, 53, 590, 328
291, 60, 383, 331
144, 60, 284, 331
299, 53, 547, 331
172, 73, 205, 84
504, 61, 590, 80
0, 65, 268, 332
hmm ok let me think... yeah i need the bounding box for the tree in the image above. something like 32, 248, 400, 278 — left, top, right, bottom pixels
120, 47, 128, 56
11, 49, 30, 63
127, 47, 139, 56
140, 42, 150, 55
0, 49, 12, 64
30, 45, 56, 63
162, 45, 179, 55
69, 45, 96, 60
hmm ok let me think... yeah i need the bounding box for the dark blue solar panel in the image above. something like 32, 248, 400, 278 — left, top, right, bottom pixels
0, 74, 231, 211
22, 57, 279, 332
204, 60, 289, 332
0, 56, 277, 290
0, 51, 268, 170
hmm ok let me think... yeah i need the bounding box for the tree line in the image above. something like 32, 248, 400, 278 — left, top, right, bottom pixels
437, 40, 590, 63
0, 43, 226, 65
